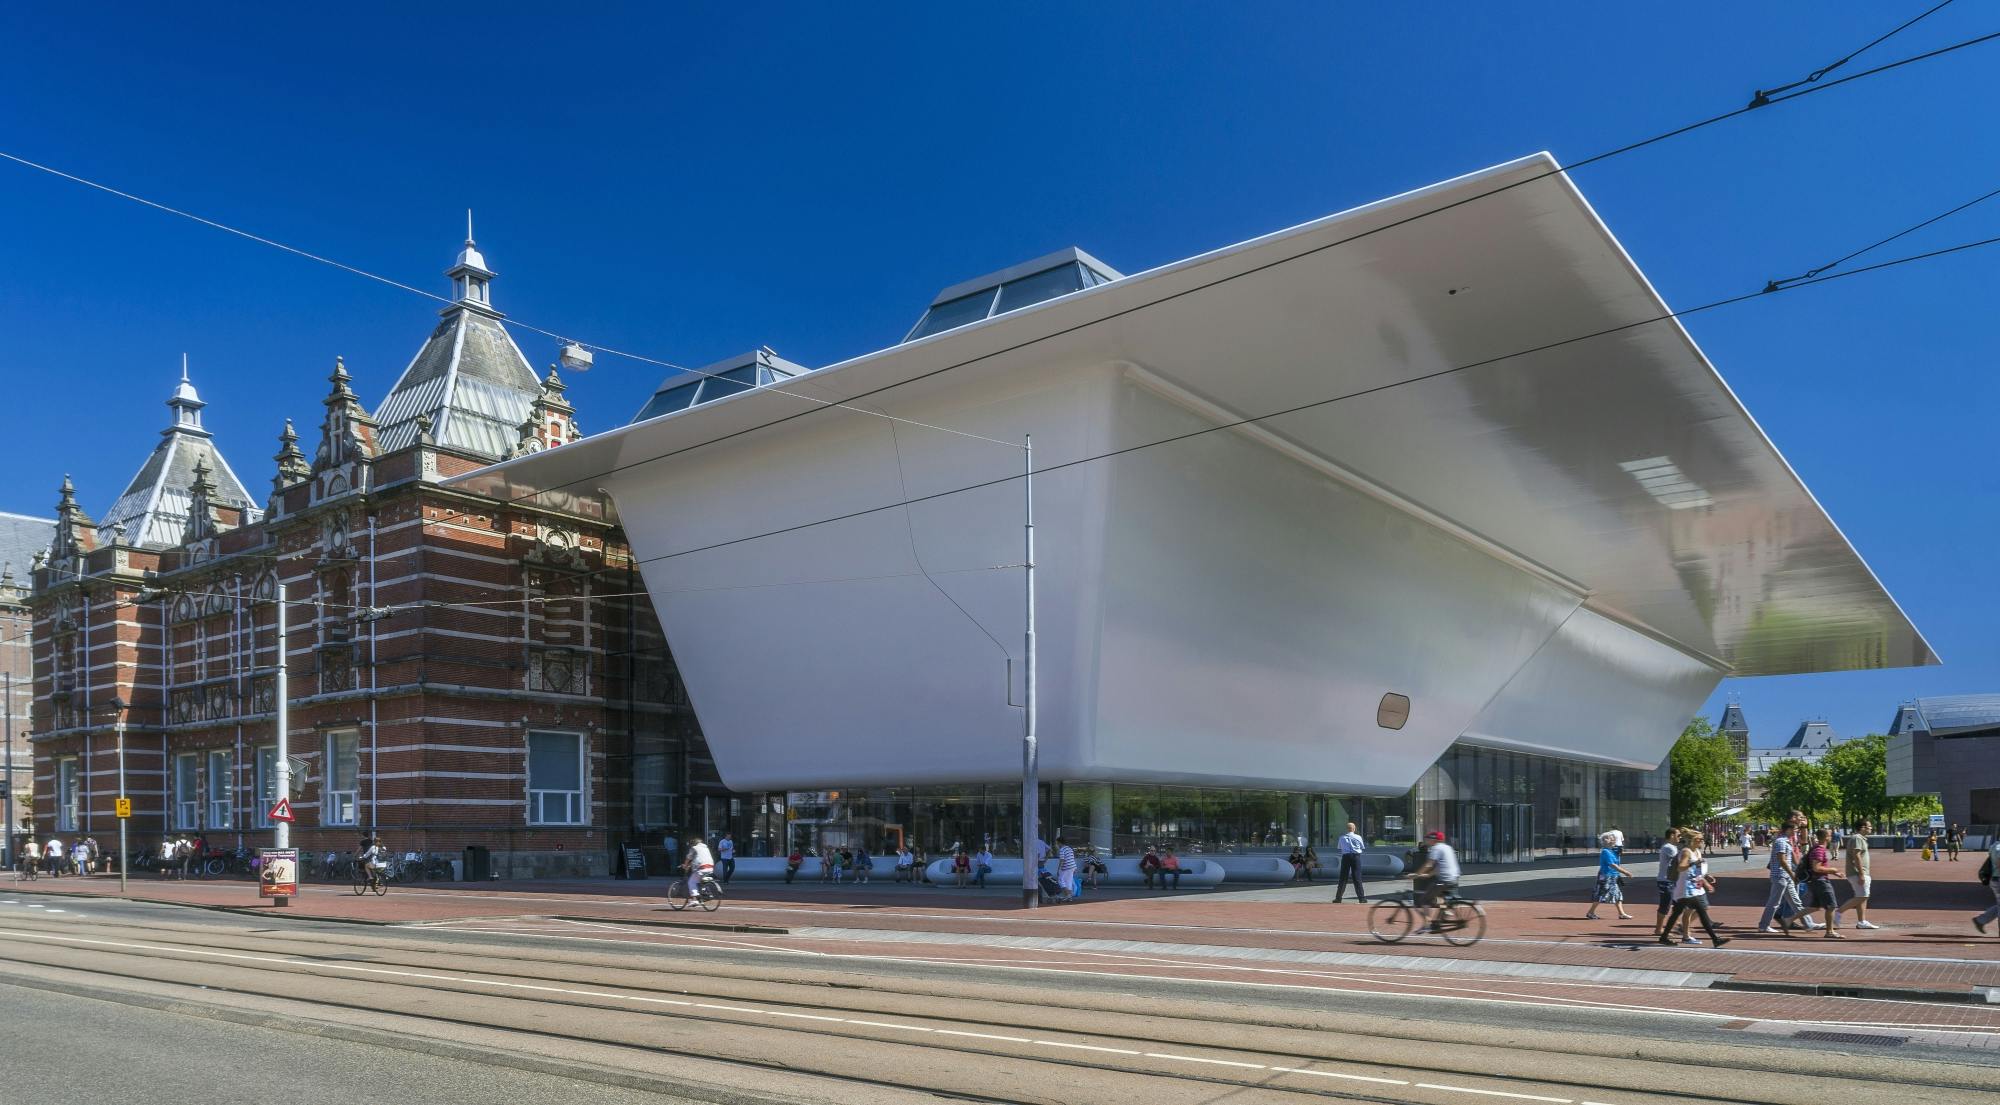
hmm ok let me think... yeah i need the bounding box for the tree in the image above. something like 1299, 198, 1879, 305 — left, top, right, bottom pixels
1668, 717, 1742, 828
1752, 758, 1839, 824
1821, 733, 1889, 828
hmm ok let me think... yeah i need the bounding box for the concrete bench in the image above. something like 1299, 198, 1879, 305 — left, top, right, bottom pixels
923, 856, 1224, 889
1208, 852, 1406, 883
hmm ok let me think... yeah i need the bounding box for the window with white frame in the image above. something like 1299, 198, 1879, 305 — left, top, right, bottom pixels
206, 749, 234, 829
324, 731, 359, 826
173, 752, 200, 829
253, 745, 278, 828
527, 731, 584, 825
57, 757, 80, 831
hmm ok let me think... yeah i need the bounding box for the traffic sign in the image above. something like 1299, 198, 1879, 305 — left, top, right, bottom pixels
268, 797, 295, 823
114, 797, 132, 819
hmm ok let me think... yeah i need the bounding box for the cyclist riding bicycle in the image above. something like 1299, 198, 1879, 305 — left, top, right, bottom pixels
358, 834, 389, 888
681, 835, 716, 903
1413, 830, 1461, 933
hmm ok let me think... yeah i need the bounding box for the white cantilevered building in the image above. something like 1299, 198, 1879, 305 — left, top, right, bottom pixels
462, 154, 1933, 862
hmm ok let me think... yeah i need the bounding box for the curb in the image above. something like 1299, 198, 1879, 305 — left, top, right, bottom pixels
552, 914, 788, 935
4, 887, 402, 926
1712, 978, 2000, 1005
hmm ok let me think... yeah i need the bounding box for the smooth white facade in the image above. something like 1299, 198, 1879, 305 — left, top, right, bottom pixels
466, 154, 1933, 795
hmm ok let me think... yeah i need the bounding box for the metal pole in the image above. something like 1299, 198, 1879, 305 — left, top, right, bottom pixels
1021, 435, 1039, 910
116, 718, 126, 893
273, 583, 289, 906
4, 671, 13, 871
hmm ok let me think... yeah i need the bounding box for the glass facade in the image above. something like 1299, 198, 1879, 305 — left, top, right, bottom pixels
702, 743, 1669, 863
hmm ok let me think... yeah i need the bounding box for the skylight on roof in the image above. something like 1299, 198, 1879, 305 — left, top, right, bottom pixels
1618, 456, 1713, 510
904, 248, 1121, 343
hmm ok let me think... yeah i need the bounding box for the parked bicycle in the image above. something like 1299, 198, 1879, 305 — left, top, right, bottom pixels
1370, 887, 1486, 946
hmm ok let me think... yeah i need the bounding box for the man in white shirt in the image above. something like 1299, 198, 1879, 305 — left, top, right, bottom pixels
716, 833, 736, 884
1053, 837, 1077, 898
1415, 830, 1460, 931
44, 838, 65, 878
683, 836, 716, 903
1332, 822, 1367, 904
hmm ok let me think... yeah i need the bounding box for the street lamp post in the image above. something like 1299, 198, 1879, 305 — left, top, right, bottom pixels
110, 695, 126, 893
1021, 435, 1039, 910
4, 670, 14, 872
272, 582, 290, 907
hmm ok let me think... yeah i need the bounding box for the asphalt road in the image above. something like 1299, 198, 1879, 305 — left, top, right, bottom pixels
0, 982, 705, 1105
1, 897, 1995, 1105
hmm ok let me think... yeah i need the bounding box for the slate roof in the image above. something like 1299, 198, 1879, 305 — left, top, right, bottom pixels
1782, 720, 1838, 749
373, 238, 544, 459
1717, 702, 1749, 734
1892, 694, 2000, 738
97, 373, 261, 548
0, 511, 55, 581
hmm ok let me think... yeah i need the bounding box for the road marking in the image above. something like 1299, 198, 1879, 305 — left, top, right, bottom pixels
934, 1029, 1033, 1043
0, 925, 1647, 1104
1270, 1066, 1409, 1085
1415, 1085, 1569, 1102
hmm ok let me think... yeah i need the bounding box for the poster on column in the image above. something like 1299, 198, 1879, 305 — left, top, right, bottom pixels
258, 848, 299, 898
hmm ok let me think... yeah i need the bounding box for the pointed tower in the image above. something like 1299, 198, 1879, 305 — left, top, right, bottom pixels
508, 366, 583, 458
182, 457, 224, 544
373, 225, 545, 460
97, 362, 262, 548
272, 418, 310, 495
46, 475, 99, 574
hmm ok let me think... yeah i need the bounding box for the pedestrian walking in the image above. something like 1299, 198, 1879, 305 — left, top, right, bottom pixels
1973, 835, 2000, 935
44, 837, 64, 878
1803, 828, 1844, 938
1054, 836, 1078, 898
1758, 816, 1808, 934
1660, 839, 1729, 948
1585, 833, 1633, 921
1652, 827, 1682, 941
1948, 824, 1963, 862
717, 833, 736, 884
1332, 822, 1368, 903
1740, 827, 1752, 863
1836, 818, 1879, 930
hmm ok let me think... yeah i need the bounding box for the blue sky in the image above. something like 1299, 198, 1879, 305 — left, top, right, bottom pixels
1, 6, 1993, 744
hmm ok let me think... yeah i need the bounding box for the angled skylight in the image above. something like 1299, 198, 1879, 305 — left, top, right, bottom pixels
632, 349, 808, 424
904, 247, 1122, 343
1618, 456, 1713, 510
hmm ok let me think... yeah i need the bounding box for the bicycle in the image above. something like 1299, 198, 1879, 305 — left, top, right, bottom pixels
666, 872, 723, 912
352, 862, 388, 896
1369, 886, 1486, 946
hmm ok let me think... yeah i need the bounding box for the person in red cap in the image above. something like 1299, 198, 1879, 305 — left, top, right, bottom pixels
1413, 830, 1461, 932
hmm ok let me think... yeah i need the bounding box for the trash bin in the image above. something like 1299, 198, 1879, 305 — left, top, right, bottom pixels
462, 845, 492, 883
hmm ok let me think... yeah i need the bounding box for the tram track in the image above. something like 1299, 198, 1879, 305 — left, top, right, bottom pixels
0, 907, 1992, 1105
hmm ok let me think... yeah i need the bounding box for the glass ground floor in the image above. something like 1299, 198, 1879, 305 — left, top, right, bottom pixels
682, 742, 1669, 865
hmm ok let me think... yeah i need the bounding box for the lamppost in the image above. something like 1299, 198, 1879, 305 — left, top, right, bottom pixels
4, 670, 14, 872
107, 695, 127, 892
272, 582, 290, 907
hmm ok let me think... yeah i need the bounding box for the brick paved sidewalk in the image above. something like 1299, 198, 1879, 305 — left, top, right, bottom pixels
11, 845, 1996, 1001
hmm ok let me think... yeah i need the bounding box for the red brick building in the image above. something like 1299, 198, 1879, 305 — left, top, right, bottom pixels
25, 235, 732, 877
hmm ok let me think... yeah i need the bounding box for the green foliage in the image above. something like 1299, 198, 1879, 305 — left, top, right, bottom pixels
1751, 757, 1839, 824
1822, 733, 1889, 825
1667, 717, 1743, 827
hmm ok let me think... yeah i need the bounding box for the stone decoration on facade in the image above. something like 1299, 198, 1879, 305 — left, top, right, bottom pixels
508, 367, 582, 459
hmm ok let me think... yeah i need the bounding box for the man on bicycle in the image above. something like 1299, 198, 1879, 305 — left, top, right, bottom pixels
681, 835, 716, 903
1414, 830, 1461, 932
358, 834, 389, 889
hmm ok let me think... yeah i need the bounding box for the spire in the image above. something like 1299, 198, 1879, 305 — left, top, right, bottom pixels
48, 474, 99, 571
183, 456, 223, 543
314, 356, 377, 472
168, 356, 207, 434
446, 218, 498, 317
272, 418, 310, 494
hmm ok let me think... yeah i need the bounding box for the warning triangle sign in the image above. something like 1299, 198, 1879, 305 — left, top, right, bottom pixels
268, 797, 295, 823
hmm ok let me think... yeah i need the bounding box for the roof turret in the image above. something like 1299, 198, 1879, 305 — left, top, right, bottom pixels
97, 364, 261, 548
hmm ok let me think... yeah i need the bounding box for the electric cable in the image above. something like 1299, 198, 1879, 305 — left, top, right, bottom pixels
622, 230, 2000, 571
1764, 181, 2000, 290
1750, 0, 1960, 107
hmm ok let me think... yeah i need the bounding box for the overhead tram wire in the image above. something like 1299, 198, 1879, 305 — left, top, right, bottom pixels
4, 11, 1993, 584
0, 152, 1022, 453
1749, 0, 1961, 107
2, 10, 1994, 484
1764, 181, 2000, 291
616, 229, 2000, 572
416, 20, 2000, 527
